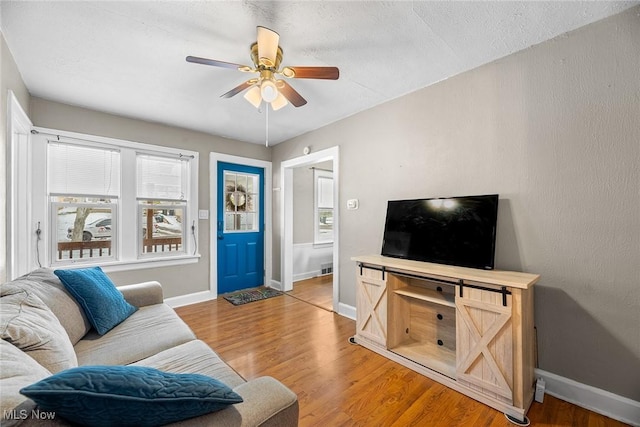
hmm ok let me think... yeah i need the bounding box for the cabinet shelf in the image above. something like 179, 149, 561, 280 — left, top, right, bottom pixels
390, 339, 456, 379
394, 286, 455, 308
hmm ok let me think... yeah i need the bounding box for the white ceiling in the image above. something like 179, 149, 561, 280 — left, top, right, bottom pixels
1, 1, 637, 145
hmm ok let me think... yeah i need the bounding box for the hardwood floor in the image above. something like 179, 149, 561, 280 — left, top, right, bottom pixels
175, 294, 629, 427
288, 274, 333, 311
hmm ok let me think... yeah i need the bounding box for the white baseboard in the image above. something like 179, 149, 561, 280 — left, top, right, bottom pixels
338, 303, 356, 320
164, 290, 216, 308
269, 279, 283, 291
293, 270, 321, 282
535, 369, 640, 426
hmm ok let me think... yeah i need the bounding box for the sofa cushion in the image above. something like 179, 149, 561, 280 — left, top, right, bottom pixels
1, 285, 78, 373
6, 268, 90, 345
0, 340, 53, 427
54, 267, 137, 335
20, 365, 243, 427
133, 340, 246, 389
75, 303, 196, 366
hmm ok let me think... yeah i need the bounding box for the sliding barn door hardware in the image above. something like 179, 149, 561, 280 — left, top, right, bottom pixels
458, 280, 511, 306
358, 263, 511, 306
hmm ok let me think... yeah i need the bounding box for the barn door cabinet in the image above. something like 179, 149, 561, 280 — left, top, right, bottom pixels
353, 255, 539, 422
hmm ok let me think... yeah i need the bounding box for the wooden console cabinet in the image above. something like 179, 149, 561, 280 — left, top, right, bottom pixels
353, 255, 539, 422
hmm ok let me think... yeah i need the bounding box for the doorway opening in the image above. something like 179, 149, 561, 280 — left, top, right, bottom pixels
281, 147, 339, 312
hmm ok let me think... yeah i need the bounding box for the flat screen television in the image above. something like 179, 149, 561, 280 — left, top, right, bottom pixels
381, 194, 499, 270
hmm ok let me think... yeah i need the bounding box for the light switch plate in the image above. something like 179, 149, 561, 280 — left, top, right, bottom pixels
347, 199, 359, 210
198, 210, 209, 220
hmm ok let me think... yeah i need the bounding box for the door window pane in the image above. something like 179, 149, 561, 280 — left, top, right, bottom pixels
224, 171, 259, 232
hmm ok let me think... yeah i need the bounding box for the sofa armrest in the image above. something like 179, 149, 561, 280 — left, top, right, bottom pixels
168, 376, 299, 427
117, 281, 164, 307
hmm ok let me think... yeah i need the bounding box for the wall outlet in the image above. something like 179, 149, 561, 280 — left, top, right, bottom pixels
347, 199, 359, 210
535, 377, 545, 403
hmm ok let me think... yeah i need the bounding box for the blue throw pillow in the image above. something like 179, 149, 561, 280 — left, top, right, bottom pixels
54, 267, 137, 335
20, 365, 243, 427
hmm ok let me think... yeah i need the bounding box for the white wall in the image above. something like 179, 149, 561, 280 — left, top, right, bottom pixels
292, 242, 333, 282
272, 7, 640, 403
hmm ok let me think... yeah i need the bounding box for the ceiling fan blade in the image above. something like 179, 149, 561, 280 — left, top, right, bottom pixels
283, 66, 339, 80
277, 80, 307, 107
256, 26, 280, 67
220, 79, 257, 98
186, 56, 249, 71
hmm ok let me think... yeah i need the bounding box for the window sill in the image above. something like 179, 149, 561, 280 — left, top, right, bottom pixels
52, 254, 201, 273
313, 242, 334, 248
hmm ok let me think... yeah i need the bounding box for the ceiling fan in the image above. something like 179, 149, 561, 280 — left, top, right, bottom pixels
186, 26, 339, 110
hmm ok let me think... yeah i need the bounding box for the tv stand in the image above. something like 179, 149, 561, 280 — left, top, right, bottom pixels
352, 255, 539, 422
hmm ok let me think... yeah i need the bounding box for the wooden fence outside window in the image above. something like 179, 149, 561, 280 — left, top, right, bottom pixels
57, 238, 182, 260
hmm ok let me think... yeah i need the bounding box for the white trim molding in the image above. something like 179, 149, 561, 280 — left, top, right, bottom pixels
6, 91, 33, 280
27, 126, 200, 272
281, 146, 340, 312
209, 153, 272, 299
269, 279, 283, 291
164, 290, 216, 309
535, 368, 640, 426
338, 303, 356, 320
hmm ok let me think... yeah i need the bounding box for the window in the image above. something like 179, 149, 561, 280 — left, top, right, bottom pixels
30, 129, 199, 270
224, 171, 259, 232
314, 169, 333, 244
48, 143, 120, 264
137, 155, 187, 256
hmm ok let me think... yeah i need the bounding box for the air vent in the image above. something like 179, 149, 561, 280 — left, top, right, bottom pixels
320, 262, 333, 275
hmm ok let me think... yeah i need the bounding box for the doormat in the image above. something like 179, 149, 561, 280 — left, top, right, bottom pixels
223, 287, 283, 306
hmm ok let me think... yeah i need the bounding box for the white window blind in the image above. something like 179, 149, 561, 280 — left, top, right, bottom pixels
316, 173, 333, 208
137, 155, 188, 201
48, 142, 120, 197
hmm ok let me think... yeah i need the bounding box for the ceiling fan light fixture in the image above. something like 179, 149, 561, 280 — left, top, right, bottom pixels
243, 86, 262, 108
187, 25, 339, 110
260, 79, 278, 103
271, 91, 289, 111
257, 26, 279, 67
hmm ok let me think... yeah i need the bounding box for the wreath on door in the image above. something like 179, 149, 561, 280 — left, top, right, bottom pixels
226, 184, 251, 212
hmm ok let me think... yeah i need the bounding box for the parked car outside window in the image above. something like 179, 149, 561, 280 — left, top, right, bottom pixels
67, 213, 181, 241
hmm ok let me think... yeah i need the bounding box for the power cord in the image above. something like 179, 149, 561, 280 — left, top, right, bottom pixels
35, 222, 42, 268
191, 221, 197, 255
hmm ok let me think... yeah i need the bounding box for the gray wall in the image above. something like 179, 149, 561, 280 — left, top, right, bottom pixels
272, 7, 640, 401
1, 32, 31, 283
292, 166, 313, 244
29, 97, 270, 298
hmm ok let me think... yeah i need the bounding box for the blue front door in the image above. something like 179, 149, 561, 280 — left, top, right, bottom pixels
217, 162, 264, 294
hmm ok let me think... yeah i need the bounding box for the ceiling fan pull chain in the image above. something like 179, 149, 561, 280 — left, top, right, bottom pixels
265, 103, 269, 147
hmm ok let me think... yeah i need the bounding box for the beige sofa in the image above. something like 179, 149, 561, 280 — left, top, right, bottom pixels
1, 268, 298, 426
